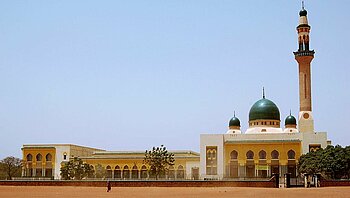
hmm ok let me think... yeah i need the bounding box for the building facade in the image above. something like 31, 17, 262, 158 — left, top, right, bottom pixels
199, 6, 330, 180
21, 5, 330, 180
21, 144, 200, 180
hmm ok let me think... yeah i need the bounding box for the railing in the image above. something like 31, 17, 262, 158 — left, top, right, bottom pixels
12, 177, 53, 181
293, 50, 315, 56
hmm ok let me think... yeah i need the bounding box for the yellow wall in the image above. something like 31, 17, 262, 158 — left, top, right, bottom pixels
224, 142, 301, 166
83, 158, 189, 171
22, 148, 56, 166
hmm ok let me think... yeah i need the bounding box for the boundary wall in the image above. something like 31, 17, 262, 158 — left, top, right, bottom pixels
0, 180, 274, 188
320, 180, 350, 187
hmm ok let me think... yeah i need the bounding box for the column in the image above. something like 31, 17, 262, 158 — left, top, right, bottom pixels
238, 164, 245, 178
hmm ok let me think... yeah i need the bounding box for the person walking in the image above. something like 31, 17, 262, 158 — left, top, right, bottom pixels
107, 180, 111, 192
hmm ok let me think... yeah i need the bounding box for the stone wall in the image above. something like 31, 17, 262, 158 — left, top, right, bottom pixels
0, 180, 275, 188
320, 180, 350, 187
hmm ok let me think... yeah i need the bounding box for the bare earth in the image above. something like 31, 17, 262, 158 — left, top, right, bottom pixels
1, 186, 350, 198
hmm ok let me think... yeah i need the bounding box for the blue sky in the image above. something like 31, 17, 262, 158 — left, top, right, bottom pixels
0, 1, 349, 158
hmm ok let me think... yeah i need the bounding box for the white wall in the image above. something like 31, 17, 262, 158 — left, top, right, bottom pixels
54, 145, 71, 179
200, 134, 224, 179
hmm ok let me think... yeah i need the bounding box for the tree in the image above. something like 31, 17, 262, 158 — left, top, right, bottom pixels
0, 156, 22, 180
144, 145, 175, 180
94, 164, 106, 179
60, 157, 94, 180
298, 145, 350, 179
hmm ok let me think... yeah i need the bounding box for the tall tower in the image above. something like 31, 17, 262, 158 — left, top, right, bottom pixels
293, 3, 315, 132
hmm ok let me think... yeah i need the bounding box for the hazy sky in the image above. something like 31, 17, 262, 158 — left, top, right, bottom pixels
0, 1, 349, 159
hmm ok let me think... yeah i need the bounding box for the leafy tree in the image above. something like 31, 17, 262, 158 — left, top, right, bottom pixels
298, 148, 322, 175
94, 164, 106, 178
60, 157, 94, 180
298, 145, 350, 179
144, 145, 175, 180
0, 156, 22, 180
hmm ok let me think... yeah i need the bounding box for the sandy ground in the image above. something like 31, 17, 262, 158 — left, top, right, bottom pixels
0, 186, 350, 198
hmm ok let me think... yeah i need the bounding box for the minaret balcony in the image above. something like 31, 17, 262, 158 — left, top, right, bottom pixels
293, 50, 315, 57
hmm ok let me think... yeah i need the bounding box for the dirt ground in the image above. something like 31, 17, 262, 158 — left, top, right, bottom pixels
0, 186, 350, 198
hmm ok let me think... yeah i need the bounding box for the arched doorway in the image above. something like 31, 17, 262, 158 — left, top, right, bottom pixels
287, 150, 296, 178
168, 165, 175, 179
106, 165, 112, 178
258, 150, 267, 178
229, 150, 238, 178
177, 165, 185, 179
132, 165, 138, 179
123, 165, 130, 179
140, 165, 147, 179
35, 154, 42, 177
271, 150, 279, 176
246, 150, 255, 178
114, 165, 121, 179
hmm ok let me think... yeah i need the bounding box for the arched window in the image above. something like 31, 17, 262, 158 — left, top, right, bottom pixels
132, 165, 138, 179
230, 150, 238, 160
259, 150, 266, 159
246, 150, 254, 159
271, 150, 279, 159
36, 154, 42, 161
106, 165, 112, 178
177, 165, 185, 179
207, 149, 216, 160
123, 165, 130, 179
168, 165, 175, 179
46, 154, 52, 161
114, 165, 121, 179
288, 150, 296, 159
27, 154, 33, 161
141, 165, 148, 179
63, 153, 67, 160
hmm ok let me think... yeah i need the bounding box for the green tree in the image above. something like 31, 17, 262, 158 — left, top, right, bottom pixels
94, 164, 106, 179
298, 148, 322, 175
298, 145, 350, 179
144, 145, 175, 180
0, 156, 22, 180
60, 157, 94, 180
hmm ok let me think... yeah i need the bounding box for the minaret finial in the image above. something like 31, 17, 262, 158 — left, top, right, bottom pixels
302, 1, 305, 10
262, 87, 265, 99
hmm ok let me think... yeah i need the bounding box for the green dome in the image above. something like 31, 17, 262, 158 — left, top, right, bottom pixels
285, 115, 297, 125
229, 116, 241, 127
249, 98, 280, 121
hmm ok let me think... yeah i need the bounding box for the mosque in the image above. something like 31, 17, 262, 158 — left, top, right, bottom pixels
21, 5, 330, 180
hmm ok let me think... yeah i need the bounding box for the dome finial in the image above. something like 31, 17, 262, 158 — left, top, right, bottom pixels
302, 1, 305, 10
234, 111, 236, 117
290, 109, 292, 116
262, 87, 265, 99
299, 1, 308, 16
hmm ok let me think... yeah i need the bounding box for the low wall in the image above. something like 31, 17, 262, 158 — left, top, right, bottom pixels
0, 180, 275, 188
320, 180, 350, 187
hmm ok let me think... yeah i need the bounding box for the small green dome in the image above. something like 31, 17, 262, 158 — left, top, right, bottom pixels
249, 98, 280, 121
229, 116, 241, 127
285, 115, 297, 125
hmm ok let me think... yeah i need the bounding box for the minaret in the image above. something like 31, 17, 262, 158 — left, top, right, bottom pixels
293, 2, 315, 132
